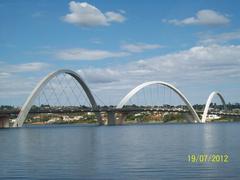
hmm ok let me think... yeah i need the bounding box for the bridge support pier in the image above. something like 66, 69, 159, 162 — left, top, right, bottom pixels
182, 113, 196, 123
95, 112, 104, 125
107, 111, 117, 125
106, 112, 129, 125
116, 112, 128, 125
0, 115, 10, 128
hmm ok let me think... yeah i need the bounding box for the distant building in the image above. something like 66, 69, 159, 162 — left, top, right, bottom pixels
207, 114, 221, 120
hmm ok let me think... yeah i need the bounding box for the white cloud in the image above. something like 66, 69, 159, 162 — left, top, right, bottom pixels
0, 76, 38, 98
133, 45, 240, 80
0, 72, 10, 79
0, 62, 49, 104
2, 45, 240, 105
74, 44, 240, 104
105, 11, 125, 23
56, 48, 129, 60
73, 45, 240, 86
164, 9, 230, 26
198, 30, 240, 45
13, 62, 49, 72
63, 1, 125, 27
121, 43, 162, 53
56, 42, 161, 61
77, 68, 121, 83
0, 62, 49, 73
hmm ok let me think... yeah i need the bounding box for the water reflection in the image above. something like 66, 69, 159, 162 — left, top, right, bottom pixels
0, 123, 239, 179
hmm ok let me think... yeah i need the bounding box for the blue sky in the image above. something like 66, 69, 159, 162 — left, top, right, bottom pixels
0, 0, 240, 106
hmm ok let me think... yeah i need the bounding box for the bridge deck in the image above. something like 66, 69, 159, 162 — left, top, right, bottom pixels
1, 108, 240, 117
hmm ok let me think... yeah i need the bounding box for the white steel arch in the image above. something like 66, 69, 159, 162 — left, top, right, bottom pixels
201, 91, 226, 123
116, 81, 201, 122
14, 69, 99, 127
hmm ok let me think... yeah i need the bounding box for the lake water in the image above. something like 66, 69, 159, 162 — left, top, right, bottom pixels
0, 123, 240, 179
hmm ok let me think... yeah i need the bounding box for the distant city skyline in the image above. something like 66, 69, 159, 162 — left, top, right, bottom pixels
0, 0, 240, 106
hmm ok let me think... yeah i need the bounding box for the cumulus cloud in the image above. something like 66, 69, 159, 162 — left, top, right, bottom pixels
164, 9, 230, 26
133, 45, 240, 80
74, 45, 240, 86
73, 44, 240, 104
121, 43, 162, 53
2, 45, 240, 105
63, 1, 125, 27
56, 48, 129, 60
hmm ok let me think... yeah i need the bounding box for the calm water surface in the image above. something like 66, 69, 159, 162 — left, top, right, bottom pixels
0, 123, 240, 179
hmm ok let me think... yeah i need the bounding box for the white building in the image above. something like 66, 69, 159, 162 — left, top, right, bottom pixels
207, 114, 221, 120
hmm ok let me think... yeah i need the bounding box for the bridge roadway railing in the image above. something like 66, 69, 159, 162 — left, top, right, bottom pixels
0, 108, 189, 114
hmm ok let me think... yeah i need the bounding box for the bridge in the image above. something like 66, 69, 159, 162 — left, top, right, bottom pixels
1, 69, 240, 128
